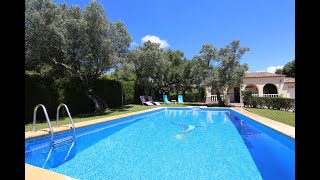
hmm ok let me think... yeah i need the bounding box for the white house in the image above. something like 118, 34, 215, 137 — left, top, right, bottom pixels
205, 72, 295, 103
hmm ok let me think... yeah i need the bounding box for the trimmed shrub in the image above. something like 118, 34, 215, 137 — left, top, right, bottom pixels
25, 74, 60, 124
250, 97, 258, 108
264, 97, 273, 109
121, 81, 135, 104
25, 74, 128, 123
250, 97, 295, 111
168, 88, 205, 102
240, 90, 252, 107
253, 96, 263, 108
94, 78, 122, 108
133, 82, 145, 104
61, 77, 93, 115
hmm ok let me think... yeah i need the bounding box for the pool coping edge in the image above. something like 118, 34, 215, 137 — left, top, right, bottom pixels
230, 107, 295, 139
25, 107, 164, 140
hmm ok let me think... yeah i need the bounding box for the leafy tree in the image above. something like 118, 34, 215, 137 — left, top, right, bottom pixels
129, 41, 171, 97
110, 62, 137, 81
189, 55, 210, 88
164, 49, 185, 94
217, 40, 249, 95
25, 0, 131, 112
178, 59, 194, 97
199, 40, 249, 105
196, 44, 220, 102
275, 68, 282, 74
275, 59, 295, 78
199, 44, 218, 67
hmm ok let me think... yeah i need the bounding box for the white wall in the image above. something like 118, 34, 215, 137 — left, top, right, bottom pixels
282, 83, 295, 99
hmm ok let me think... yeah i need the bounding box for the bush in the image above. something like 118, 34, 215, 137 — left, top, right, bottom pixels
121, 81, 135, 104
240, 90, 252, 107
94, 78, 122, 108
250, 97, 295, 111
61, 77, 93, 115
255, 97, 264, 108
264, 97, 273, 109
250, 97, 257, 108
133, 82, 145, 104
168, 88, 205, 102
25, 74, 60, 124
184, 92, 200, 102
25, 74, 130, 123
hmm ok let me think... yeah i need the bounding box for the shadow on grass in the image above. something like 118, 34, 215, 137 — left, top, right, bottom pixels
26, 105, 138, 125
74, 105, 135, 119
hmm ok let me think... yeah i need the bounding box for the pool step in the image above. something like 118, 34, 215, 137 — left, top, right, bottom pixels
52, 137, 74, 151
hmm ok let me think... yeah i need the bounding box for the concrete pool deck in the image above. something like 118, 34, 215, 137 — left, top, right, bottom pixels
25, 164, 76, 180
25, 106, 295, 179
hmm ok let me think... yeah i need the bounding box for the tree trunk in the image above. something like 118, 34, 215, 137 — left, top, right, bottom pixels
152, 88, 158, 101
225, 88, 230, 106
216, 89, 225, 107
182, 89, 186, 98
86, 89, 108, 112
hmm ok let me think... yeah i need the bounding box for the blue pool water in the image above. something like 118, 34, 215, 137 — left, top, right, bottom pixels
25, 108, 295, 179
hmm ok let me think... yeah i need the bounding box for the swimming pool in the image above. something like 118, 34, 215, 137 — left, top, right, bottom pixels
25, 108, 295, 179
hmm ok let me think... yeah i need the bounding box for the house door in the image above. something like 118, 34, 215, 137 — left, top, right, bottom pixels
234, 87, 240, 103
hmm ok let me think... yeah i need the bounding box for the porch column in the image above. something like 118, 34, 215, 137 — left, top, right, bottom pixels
258, 85, 263, 97
206, 87, 212, 97
240, 84, 245, 103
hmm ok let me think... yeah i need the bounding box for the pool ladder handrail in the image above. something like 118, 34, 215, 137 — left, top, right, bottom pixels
32, 104, 54, 148
56, 103, 76, 142
32, 103, 76, 150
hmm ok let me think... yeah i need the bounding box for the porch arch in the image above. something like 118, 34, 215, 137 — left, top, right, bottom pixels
244, 84, 259, 96
263, 84, 278, 97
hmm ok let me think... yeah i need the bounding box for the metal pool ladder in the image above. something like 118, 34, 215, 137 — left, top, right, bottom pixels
32, 103, 76, 151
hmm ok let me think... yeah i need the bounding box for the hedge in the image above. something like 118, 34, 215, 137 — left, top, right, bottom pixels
59, 77, 94, 116
121, 81, 135, 104
252, 97, 295, 111
168, 88, 206, 102
25, 74, 130, 123
25, 74, 60, 124
240, 90, 252, 106
94, 78, 122, 108
241, 90, 295, 111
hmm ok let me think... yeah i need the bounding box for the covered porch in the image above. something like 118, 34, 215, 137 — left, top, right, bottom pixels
244, 83, 279, 98
205, 87, 241, 104
205, 83, 279, 104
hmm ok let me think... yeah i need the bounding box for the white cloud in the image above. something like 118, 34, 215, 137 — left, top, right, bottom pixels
255, 65, 284, 73
141, 35, 169, 48
130, 41, 139, 48
266, 65, 284, 73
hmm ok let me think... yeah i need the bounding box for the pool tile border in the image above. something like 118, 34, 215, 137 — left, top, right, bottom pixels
25, 107, 164, 140
230, 107, 295, 139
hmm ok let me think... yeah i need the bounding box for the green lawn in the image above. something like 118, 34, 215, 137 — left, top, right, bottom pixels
25, 102, 201, 132
245, 108, 295, 127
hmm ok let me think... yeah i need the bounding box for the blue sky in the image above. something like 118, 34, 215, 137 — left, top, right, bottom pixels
54, 0, 294, 73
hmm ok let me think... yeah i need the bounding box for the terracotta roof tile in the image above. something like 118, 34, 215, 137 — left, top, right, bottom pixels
245, 72, 286, 78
